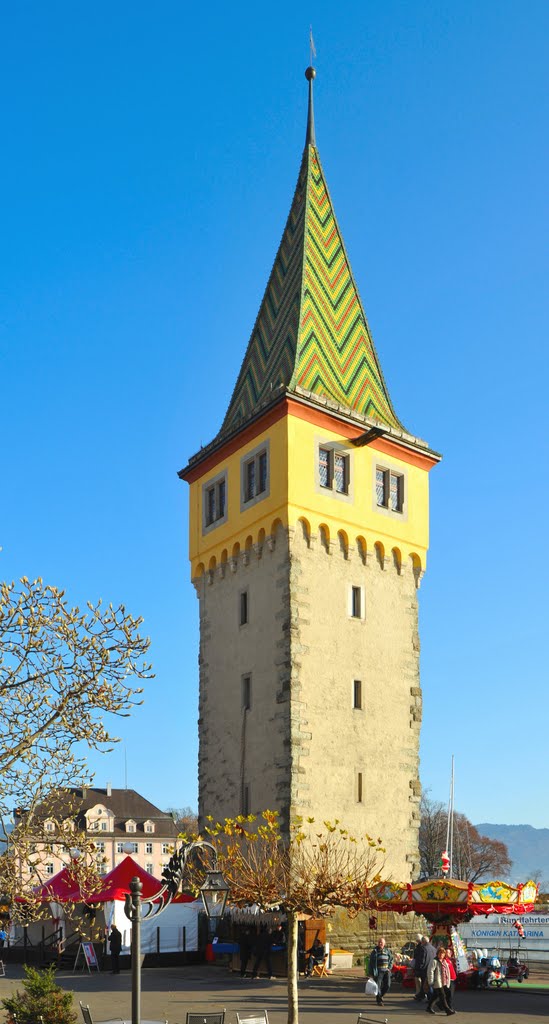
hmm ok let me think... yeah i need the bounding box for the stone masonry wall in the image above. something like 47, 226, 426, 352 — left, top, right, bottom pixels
288, 522, 422, 881
196, 525, 292, 828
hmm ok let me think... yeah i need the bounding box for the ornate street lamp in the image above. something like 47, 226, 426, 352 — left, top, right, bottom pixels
123, 840, 229, 1024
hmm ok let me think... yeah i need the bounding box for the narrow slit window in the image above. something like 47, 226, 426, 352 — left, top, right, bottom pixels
357, 772, 363, 804
242, 674, 251, 710
351, 586, 362, 618
240, 590, 248, 626
353, 679, 362, 709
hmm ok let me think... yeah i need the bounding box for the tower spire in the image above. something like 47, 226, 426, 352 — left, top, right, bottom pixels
305, 66, 316, 147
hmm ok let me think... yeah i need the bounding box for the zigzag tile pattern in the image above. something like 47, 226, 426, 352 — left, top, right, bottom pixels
293, 151, 400, 427
221, 145, 401, 436
220, 153, 308, 435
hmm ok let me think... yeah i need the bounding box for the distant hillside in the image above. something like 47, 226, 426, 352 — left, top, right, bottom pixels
476, 823, 549, 885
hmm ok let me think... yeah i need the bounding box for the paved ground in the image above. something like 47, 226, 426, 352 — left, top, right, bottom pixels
0, 963, 547, 1024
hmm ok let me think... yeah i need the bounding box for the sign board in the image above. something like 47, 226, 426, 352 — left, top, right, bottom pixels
73, 942, 100, 972
83, 942, 98, 968
459, 915, 549, 961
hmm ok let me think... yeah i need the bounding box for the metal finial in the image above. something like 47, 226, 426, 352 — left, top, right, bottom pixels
305, 66, 316, 146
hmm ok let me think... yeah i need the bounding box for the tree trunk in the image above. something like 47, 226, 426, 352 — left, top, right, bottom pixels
286, 910, 299, 1024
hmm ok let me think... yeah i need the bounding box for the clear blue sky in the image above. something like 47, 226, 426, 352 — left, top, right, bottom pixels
2, 2, 547, 831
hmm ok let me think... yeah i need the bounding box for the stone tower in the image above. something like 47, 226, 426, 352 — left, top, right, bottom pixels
179, 69, 440, 881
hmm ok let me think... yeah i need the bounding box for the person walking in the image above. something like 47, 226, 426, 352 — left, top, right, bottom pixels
412, 933, 427, 1000
0, 926, 7, 948
109, 924, 122, 974
426, 947, 455, 1016
421, 935, 436, 998
443, 953, 457, 1012
368, 936, 393, 1006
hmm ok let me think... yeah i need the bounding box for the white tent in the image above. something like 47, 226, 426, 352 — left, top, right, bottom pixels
107, 897, 200, 953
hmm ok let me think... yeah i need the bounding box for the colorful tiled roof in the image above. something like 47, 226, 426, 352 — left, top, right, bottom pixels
220, 70, 402, 437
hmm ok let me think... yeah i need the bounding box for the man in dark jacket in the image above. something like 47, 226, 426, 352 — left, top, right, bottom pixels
109, 924, 122, 974
239, 928, 253, 978
420, 935, 436, 998
251, 925, 274, 980
369, 937, 394, 1006
412, 934, 427, 1000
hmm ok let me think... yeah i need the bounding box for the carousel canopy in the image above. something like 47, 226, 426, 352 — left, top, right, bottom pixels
369, 878, 538, 920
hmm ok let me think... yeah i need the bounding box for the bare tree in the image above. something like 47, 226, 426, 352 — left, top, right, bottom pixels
165, 806, 198, 836
181, 811, 384, 1024
0, 576, 152, 906
419, 793, 511, 882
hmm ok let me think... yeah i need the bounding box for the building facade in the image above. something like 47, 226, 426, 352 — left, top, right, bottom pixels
14, 786, 179, 883
180, 69, 440, 881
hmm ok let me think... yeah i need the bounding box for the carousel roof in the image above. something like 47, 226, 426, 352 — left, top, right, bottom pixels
369, 877, 538, 919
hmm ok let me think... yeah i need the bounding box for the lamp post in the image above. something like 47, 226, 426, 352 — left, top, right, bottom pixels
123, 840, 229, 1024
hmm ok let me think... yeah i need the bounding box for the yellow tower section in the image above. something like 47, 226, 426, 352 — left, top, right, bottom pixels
180, 69, 440, 881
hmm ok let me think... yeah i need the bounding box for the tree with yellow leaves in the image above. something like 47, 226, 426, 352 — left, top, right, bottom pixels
180, 811, 385, 1024
0, 577, 152, 909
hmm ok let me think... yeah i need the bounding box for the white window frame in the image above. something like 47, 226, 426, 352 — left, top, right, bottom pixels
373, 463, 408, 520
45, 862, 55, 876
315, 438, 354, 502
145, 842, 153, 855
348, 584, 365, 621
162, 843, 170, 855
202, 469, 228, 534
126, 821, 136, 833
240, 440, 270, 511
146, 862, 154, 875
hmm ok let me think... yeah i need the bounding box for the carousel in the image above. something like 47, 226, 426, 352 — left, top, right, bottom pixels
368, 869, 538, 988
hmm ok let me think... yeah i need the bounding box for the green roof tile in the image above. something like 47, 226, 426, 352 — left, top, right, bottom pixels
220, 71, 402, 438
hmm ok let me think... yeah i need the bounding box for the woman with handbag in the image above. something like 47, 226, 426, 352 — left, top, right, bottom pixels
426, 947, 455, 1016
